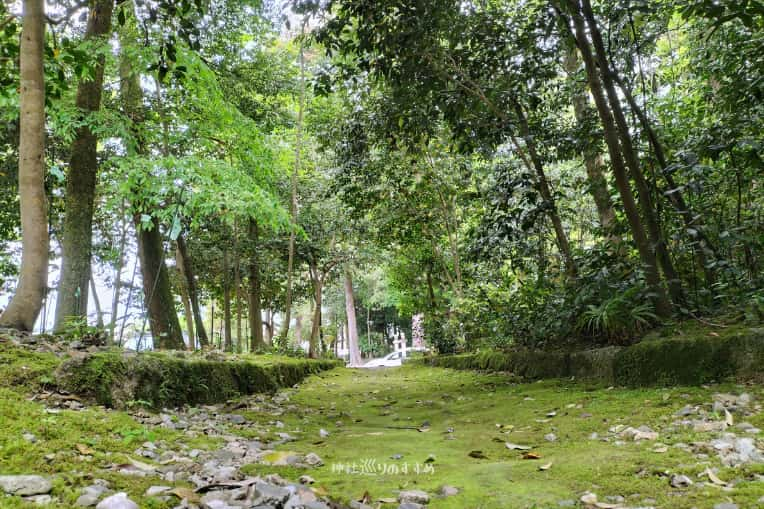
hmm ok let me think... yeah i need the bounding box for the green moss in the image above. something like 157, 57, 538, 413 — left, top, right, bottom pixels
0, 342, 62, 391
427, 326, 764, 387
56, 350, 342, 408
239, 365, 764, 509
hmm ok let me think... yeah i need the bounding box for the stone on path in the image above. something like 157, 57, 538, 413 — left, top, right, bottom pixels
0, 475, 52, 496
438, 485, 459, 497
95, 492, 139, 509
398, 489, 429, 504
398, 503, 424, 509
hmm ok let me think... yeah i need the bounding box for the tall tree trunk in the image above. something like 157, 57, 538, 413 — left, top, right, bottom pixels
0, 0, 47, 332
233, 220, 242, 351
611, 73, 717, 285
279, 25, 306, 343
54, 0, 114, 331
264, 309, 272, 344
308, 262, 322, 359
222, 243, 232, 351
176, 234, 208, 347
295, 313, 302, 346
118, 12, 183, 349
175, 247, 195, 350
344, 269, 362, 366
135, 217, 184, 349
89, 273, 104, 328
248, 219, 264, 351
579, 0, 683, 305
562, 0, 671, 317
108, 199, 128, 342
562, 44, 617, 235
512, 101, 577, 276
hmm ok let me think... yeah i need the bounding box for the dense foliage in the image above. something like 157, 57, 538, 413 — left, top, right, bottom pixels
0, 0, 761, 355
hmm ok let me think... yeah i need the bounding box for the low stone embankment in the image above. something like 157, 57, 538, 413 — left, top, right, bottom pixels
55, 350, 343, 409
424, 326, 764, 386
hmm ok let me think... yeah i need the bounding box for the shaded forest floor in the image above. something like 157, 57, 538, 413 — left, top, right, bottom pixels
2, 341, 764, 508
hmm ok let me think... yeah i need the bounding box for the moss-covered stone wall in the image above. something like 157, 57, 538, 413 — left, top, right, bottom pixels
55, 351, 342, 408
423, 327, 764, 387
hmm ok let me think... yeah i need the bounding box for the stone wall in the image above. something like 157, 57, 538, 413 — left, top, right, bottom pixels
423, 327, 764, 386
56, 351, 342, 408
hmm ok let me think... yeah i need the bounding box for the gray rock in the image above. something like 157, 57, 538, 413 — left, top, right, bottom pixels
303, 502, 331, 509
228, 414, 246, 425
713, 504, 738, 509
398, 489, 429, 504
349, 502, 374, 509
0, 475, 53, 496
544, 433, 557, 442
95, 493, 139, 509
22, 432, 37, 443
76, 485, 110, 507
398, 504, 424, 509
254, 482, 291, 506
25, 494, 53, 505
145, 486, 172, 496
669, 474, 693, 488
557, 500, 575, 507
675, 405, 696, 417
438, 485, 459, 497
304, 452, 323, 466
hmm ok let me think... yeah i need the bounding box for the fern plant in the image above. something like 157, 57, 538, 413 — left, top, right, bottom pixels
577, 288, 658, 344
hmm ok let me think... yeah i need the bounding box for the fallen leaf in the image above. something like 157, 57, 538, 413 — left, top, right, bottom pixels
539, 462, 553, 471
724, 408, 734, 427
505, 442, 532, 450
128, 457, 156, 472
652, 445, 668, 453
522, 452, 541, 460
358, 491, 372, 504
468, 450, 488, 459
170, 487, 199, 503
75, 443, 94, 455
704, 467, 728, 487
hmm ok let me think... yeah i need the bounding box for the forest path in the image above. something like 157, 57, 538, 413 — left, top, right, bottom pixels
237, 365, 764, 509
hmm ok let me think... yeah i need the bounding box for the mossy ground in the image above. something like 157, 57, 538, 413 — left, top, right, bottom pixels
2, 340, 764, 508
239, 366, 764, 509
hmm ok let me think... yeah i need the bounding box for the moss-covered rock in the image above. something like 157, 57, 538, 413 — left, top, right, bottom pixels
55, 350, 342, 408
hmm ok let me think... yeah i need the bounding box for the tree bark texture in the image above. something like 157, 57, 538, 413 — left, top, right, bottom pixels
0, 0, 48, 332
55, 0, 114, 330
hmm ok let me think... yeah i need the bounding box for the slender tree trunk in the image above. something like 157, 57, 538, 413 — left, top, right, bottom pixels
233, 220, 242, 351
513, 101, 577, 276
135, 217, 184, 349
55, 0, 114, 331
176, 234, 208, 347
579, 0, 683, 305
0, 0, 47, 332
210, 299, 214, 347
109, 200, 128, 342
223, 243, 232, 351
175, 247, 195, 350
612, 73, 717, 285
344, 269, 362, 366
309, 262, 322, 359
295, 313, 302, 346
89, 273, 104, 328
279, 26, 306, 342
264, 309, 272, 344
563, 45, 617, 235
118, 255, 138, 346
248, 219, 264, 351
562, 0, 671, 317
